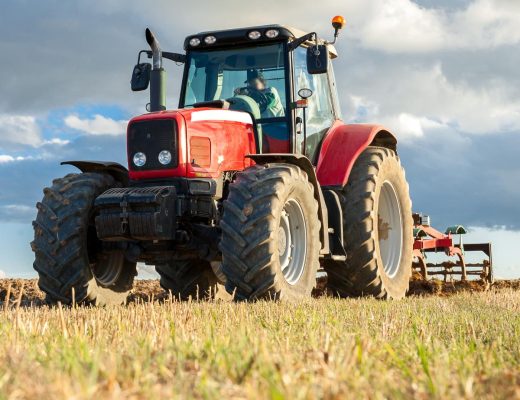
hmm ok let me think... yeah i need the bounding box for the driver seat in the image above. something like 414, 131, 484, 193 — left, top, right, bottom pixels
227, 95, 263, 153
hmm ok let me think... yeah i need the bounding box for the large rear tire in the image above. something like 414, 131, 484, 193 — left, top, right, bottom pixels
220, 164, 320, 301
31, 173, 137, 305
324, 147, 413, 299
155, 260, 219, 300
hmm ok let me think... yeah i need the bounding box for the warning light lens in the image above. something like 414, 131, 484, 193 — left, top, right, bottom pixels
248, 31, 262, 40
265, 29, 280, 39
204, 35, 217, 45
189, 37, 201, 47
332, 15, 346, 29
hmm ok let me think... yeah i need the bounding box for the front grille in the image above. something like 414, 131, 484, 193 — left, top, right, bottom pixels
128, 119, 178, 171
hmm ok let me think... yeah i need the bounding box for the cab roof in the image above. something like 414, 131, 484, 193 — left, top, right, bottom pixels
184, 24, 338, 58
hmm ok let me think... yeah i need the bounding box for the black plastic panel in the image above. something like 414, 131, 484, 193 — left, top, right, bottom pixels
94, 186, 177, 241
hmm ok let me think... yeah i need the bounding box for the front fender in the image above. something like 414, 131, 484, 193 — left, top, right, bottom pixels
316, 121, 397, 187
61, 161, 129, 186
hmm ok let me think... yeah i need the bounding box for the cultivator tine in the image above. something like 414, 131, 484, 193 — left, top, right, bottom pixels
412, 250, 428, 280
460, 242, 493, 284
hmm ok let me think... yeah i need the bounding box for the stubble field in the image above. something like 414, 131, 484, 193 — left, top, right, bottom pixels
0, 279, 519, 399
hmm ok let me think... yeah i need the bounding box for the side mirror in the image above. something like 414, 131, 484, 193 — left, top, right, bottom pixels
307, 45, 329, 75
131, 63, 151, 91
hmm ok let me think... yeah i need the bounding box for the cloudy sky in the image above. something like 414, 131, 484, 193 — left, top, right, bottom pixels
0, 0, 519, 278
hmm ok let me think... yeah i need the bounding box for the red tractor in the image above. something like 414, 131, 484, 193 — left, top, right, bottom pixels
31, 17, 414, 304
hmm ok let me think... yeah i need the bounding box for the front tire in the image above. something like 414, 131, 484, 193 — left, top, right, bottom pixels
219, 164, 320, 301
155, 260, 219, 300
31, 173, 136, 305
324, 147, 413, 299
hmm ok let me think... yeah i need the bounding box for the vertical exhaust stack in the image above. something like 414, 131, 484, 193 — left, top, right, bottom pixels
145, 28, 166, 112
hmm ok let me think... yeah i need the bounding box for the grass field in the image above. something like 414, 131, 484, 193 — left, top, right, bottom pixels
1, 281, 520, 399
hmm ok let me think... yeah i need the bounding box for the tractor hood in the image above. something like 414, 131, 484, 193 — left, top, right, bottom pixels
126, 108, 256, 181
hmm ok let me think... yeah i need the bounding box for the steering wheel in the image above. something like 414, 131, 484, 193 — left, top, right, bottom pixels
236, 87, 269, 113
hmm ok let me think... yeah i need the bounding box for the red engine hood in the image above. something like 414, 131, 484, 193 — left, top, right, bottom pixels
127, 108, 256, 181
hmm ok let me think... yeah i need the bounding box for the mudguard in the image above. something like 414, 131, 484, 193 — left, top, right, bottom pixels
61, 161, 129, 186
316, 121, 397, 187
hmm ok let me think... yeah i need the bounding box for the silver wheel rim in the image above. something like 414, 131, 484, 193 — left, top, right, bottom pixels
378, 180, 403, 278
278, 198, 307, 285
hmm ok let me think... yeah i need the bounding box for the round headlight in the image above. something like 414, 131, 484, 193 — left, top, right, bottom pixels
133, 152, 146, 167
204, 35, 217, 45
265, 29, 279, 39
158, 150, 172, 165
248, 31, 261, 40
189, 37, 201, 47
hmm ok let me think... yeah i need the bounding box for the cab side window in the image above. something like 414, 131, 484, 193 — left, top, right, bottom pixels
293, 47, 335, 162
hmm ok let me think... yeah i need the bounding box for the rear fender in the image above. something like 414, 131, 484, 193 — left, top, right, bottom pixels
61, 161, 129, 186
316, 121, 397, 187
247, 154, 329, 254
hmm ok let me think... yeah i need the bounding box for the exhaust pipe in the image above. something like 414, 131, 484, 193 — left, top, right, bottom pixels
145, 28, 166, 112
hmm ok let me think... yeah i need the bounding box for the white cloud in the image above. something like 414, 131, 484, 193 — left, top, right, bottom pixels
455, 0, 520, 49
0, 204, 35, 224
0, 155, 15, 164
349, 0, 447, 53
345, 63, 520, 139
0, 115, 42, 147
0, 270, 5, 279
2, 205, 33, 213
42, 138, 70, 146
0, 115, 71, 151
381, 113, 446, 138
348, 0, 520, 53
0, 155, 30, 164
64, 114, 127, 136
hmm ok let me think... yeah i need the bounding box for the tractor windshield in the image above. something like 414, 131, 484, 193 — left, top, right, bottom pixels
182, 43, 291, 153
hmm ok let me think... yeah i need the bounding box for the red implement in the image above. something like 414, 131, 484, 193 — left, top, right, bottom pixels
412, 213, 493, 283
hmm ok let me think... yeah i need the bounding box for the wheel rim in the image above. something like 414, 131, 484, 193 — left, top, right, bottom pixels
91, 252, 125, 287
377, 181, 403, 278
278, 198, 307, 285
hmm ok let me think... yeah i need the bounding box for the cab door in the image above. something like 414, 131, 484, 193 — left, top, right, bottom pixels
292, 46, 338, 164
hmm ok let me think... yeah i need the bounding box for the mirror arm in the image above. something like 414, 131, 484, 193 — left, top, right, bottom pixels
145, 50, 186, 64
288, 32, 318, 51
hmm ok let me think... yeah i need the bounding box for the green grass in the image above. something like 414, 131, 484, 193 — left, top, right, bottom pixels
1, 290, 520, 399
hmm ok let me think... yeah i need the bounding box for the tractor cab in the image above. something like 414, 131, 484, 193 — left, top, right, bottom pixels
133, 22, 345, 164
179, 25, 342, 162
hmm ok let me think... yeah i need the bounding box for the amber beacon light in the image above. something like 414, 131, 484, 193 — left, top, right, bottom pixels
332, 15, 346, 30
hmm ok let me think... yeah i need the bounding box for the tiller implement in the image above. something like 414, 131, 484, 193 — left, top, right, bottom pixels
412, 213, 493, 284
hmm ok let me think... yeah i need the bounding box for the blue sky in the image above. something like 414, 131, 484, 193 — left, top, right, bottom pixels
1, 0, 519, 278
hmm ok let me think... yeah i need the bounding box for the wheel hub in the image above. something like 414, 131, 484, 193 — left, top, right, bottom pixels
278, 199, 307, 285
377, 181, 403, 278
